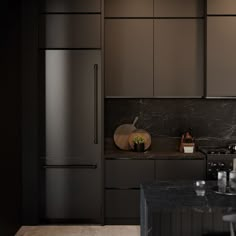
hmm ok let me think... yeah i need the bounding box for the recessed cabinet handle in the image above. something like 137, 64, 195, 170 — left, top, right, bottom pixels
94, 64, 98, 144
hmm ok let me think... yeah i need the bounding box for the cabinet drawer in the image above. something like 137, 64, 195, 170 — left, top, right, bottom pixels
105, 190, 140, 218
156, 160, 206, 180
105, 160, 155, 188
40, 14, 101, 48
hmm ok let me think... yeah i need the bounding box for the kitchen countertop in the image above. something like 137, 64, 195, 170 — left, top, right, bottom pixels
141, 181, 236, 236
105, 137, 205, 160
105, 149, 205, 160
141, 181, 236, 209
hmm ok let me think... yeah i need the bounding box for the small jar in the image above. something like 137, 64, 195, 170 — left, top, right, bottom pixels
134, 143, 144, 152
194, 180, 206, 196
229, 170, 236, 192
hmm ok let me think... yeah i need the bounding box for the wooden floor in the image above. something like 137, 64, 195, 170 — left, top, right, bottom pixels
15, 226, 140, 236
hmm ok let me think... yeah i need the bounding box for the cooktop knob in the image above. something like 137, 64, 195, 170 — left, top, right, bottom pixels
218, 162, 225, 167
212, 162, 217, 167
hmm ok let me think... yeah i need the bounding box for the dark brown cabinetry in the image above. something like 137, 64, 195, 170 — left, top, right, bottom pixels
105, 158, 205, 224
105, 0, 153, 17
44, 0, 101, 13
207, 17, 236, 97
105, 160, 155, 223
105, 19, 153, 97
105, 160, 155, 188
40, 15, 101, 48
207, 0, 236, 97
207, 0, 236, 15
155, 160, 206, 180
106, 190, 140, 221
154, 19, 204, 97
154, 0, 204, 17
45, 167, 101, 220
105, 0, 205, 97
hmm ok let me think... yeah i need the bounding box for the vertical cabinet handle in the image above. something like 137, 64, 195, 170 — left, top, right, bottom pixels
94, 64, 98, 144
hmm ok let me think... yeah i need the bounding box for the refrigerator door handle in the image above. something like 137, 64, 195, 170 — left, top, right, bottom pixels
43, 164, 97, 169
94, 64, 98, 145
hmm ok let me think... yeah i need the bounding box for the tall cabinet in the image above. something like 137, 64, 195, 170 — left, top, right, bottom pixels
207, 0, 236, 97
104, 0, 153, 97
154, 0, 204, 98
40, 0, 103, 223
105, 19, 153, 97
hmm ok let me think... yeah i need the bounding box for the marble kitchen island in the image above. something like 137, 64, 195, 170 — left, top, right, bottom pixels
141, 181, 236, 236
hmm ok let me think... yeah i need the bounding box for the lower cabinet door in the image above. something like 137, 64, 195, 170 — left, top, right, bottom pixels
105, 189, 140, 221
106, 160, 155, 188
44, 167, 101, 221
156, 160, 206, 180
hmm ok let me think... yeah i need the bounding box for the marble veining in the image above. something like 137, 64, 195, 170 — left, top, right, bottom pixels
141, 181, 236, 209
140, 181, 236, 236
105, 99, 236, 146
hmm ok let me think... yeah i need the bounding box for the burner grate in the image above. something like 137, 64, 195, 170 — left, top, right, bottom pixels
207, 149, 229, 155
199, 146, 231, 155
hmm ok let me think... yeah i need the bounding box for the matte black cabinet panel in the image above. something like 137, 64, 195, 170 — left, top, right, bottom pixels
105, 160, 155, 188
46, 50, 102, 164
154, 0, 204, 17
44, 0, 101, 12
105, 19, 153, 97
45, 168, 101, 219
154, 19, 204, 97
105, 190, 140, 218
207, 17, 236, 97
207, 0, 236, 15
40, 15, 100, 48
105, 0, 153, 17
155, 160, 206, 180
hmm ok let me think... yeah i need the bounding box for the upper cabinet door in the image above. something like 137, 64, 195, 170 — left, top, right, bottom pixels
207, 17, 236, 97
207, 0, 236, 15
154, 19, 204, 97
105, 0, 153, 17
105, 19, 153, 97
40, 14, 101, 48
154, 0, 204, 17
44, 0, 101, 13
46, 50, 102, 164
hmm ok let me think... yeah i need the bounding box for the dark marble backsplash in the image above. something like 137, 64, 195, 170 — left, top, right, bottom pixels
105, 98, 236, 145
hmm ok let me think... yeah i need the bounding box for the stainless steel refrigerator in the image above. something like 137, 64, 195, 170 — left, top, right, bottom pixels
43, 50, 102, 223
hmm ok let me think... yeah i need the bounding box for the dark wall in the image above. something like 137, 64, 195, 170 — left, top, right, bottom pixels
105, 98, 236, 143
0, 0, 21, 235
21, 0, 40, 224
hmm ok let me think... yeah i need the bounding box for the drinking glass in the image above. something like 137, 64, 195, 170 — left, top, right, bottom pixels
229, 171, 236, 192
218, 171, 227, 193
194, 180, 206, 196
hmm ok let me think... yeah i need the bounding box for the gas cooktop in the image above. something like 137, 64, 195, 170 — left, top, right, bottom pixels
199, 146, 236, 180
199, 146, 234, 155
